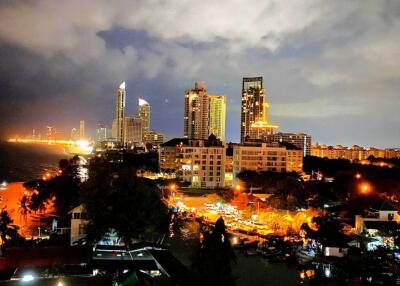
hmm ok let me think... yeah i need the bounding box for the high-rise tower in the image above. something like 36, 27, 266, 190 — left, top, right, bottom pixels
96, 122, 107, 141
208, 95, 226, 141
240, 77, 278, 142
184, 82, 210, 140
79, 120, 85, 139
138, 98, 150, 135
114, 82, 126, 142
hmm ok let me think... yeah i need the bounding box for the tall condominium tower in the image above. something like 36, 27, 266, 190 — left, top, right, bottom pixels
96, 122, 108, 142
184, 82, 210, 140
70, 128, 79, 141
114, 82, 126, 142
123, 116, 143, 145
138, 98, 150, 135
208, 95, 226, 141
79, 120, 85, 139
240, 77, 278, 143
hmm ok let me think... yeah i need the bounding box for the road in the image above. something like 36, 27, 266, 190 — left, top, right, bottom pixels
169, 191, 322, 237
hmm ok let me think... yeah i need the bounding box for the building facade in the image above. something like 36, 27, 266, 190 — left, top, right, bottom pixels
113, 82, 126, 142
123, 116, 143, 145
70, 128, 79, 141
143, 130, 164, 149
138, 98, 150, 135
96, 123, 107, 142
265, 132, 312, 156
184, 82, 210, 140
79, 120, 85, 140
311, 144, 400, 160
240, 77, 278, 142
70, 204, 89, 245
233, 142, 303, 179
160, 137, 226, 188
208, 95, 226, 141
159, 138, 187, 171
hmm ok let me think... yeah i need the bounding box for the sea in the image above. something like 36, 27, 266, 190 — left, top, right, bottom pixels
0, 142, 69, 183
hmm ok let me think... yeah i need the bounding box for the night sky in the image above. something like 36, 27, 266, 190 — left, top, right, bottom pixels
0, 1, 399, 147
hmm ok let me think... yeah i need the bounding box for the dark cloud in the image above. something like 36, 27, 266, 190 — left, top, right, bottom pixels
0, 0, 399, 147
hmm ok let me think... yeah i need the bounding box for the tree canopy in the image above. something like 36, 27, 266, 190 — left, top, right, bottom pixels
80, 157, 169, 245
193, 217, 236, 286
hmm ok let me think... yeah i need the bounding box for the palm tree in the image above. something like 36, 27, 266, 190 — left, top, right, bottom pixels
0, 208, 19, 255
18, 194, 30, 223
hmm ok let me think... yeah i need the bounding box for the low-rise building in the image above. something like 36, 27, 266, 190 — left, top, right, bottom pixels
312, 144, 400, 160
144, 130, 164, 150
159, 138, 189, 171
70, 204, 89, 246
355, 201, 399, 250
232, 141, 303, 180
264, 132, 311, 156
160, 136, 226, 188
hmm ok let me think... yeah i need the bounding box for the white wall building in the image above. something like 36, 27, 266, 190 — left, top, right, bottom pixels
70, 204, 89, 245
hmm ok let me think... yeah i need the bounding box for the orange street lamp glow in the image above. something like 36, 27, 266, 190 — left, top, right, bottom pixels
355, 173, 362, 179
359, 183, 372, 194
235, 185, 241, 191
170, 184, 176, 191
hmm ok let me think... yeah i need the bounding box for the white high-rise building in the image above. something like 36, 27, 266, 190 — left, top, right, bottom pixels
113, 82, 126, 142
138, 98, 150, 136
79, 120, 85, 139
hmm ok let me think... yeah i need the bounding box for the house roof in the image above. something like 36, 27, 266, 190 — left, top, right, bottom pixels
368, 200, 398, 213
379, 201, 397, 211
278, 141, 301, 150
160, 138, 189, 147
68, 204, 85, 214
364, 220, 399, 231
0, 246, 91, 270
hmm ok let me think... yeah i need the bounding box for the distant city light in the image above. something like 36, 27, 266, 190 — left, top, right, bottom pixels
75, 140, 93, 154
21, 274, 34, 282
232, 236, 238, 245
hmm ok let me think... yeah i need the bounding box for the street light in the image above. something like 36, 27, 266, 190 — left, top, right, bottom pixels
233, 184, 241, 204
169, 184, 176, 197
355, 173, 362, 179
359, 182, 372, 195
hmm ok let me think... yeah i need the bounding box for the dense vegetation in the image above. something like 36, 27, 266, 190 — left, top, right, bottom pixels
20, 152, 168, 246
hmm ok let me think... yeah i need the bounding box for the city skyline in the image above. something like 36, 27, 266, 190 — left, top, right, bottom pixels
0, 1, 399, 148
